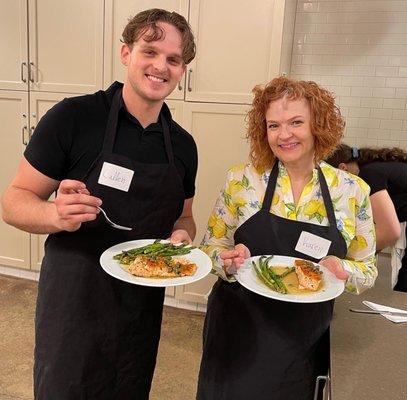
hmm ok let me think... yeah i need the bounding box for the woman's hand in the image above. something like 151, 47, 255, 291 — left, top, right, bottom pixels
220, 244, 251, 275
319, 256, 349, 280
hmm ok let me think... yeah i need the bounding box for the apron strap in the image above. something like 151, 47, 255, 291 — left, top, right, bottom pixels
262, 161, 279, 211
317, 166, 337, 227
102, 89, 122, 151
161, 114, 175, 164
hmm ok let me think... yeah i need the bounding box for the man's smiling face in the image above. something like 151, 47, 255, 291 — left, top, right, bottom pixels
121, 22, 186, 105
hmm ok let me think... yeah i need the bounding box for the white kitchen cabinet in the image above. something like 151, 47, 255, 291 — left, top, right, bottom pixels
0, 91, 31, 269
103, 0, 188, 100
0, 0, 28, 91
165, 98, 184, 124
175, 102, 251, 304
186, 0, 294, 104
28, 0, 104, 93
0, 0, 104, 94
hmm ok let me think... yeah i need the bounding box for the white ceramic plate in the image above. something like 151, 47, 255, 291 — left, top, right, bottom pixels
100, 239, 212, 287
236, 255, 345, 303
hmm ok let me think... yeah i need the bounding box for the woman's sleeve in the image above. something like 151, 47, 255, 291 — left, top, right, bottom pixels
341, 182, 378, 294
200, 169, 239, 282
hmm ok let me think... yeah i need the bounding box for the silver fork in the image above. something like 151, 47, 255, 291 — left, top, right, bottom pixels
97, 207, 132, 231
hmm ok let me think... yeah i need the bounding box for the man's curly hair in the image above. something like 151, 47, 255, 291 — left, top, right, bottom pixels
122, 8, 196, 65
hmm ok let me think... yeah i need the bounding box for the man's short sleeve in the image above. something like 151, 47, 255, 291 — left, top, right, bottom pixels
24, 98, 74, 180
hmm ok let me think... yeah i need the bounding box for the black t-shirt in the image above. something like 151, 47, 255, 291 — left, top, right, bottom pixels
24, 82, 198, 199
359, 161, 407, 222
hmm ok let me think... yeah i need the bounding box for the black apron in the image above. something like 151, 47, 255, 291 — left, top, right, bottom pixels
34, 88, 185, 400
197, 162, 347, 400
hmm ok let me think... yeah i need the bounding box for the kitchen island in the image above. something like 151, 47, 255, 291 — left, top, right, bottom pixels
330, 260, 407, 400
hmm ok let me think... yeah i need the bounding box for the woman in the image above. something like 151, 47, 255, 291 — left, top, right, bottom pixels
197, 77, 377, 400
327, 144, 406, 292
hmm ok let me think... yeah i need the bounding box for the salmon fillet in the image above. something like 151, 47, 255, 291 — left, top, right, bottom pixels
126, 255, 197, 278
294, 259, 322, 291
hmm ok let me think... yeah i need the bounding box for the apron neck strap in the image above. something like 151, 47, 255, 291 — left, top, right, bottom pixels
102, 89, 175, 164
262, 162, 337, 227
262, 161, 279, 210
102, 89, 121, 151
316, 166, 337, 226
160, 113, 175, 164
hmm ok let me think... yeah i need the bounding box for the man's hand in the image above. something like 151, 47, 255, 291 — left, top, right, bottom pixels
53, 180, 102, 232
169, 229, 192, 244
220, 243, 251, 275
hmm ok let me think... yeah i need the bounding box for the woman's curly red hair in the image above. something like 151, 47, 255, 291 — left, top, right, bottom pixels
246, 76, 345, 172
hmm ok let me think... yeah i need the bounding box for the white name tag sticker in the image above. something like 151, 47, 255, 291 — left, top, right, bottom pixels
295, 231, 331, 259
98, 162, 134, 192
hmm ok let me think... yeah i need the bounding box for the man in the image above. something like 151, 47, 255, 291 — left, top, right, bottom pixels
1, 9, 197, 400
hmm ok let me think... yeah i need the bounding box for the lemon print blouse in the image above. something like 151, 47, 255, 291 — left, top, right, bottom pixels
201, 161, 377, 294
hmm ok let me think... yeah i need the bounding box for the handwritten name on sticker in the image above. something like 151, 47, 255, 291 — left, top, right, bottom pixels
295, 231, 331, 259
98, 162, 134, 192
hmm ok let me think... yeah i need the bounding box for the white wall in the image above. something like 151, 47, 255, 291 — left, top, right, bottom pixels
291, 0, 407, 149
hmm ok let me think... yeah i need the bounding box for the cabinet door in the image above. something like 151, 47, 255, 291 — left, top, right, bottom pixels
0, 0, 28, 90
28, 0, 104, 94
103, 0, 189, 100
186, 0, 287, 104
29, 91, 78, 271
175, 102, 250, 304
0, 91, 31, 269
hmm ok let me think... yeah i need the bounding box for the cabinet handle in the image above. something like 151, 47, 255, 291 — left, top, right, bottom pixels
187, 69, 193, 92
178, 81, 182, 91
29, 62, 35, 83
22, 126, 28, 145
313, 375, 329, 400
21, 62, 28, 83
29, 126, 35, 139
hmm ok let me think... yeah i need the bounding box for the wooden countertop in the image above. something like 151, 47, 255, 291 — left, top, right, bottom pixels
330, 266, 407, 400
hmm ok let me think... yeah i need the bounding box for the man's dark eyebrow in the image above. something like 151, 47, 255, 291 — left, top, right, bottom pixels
139, 43, 155, 51
169, 54, 183, 61
140, 43, 183, 60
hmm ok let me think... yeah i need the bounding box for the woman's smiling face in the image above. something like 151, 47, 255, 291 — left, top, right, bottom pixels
266, 97, 315, 170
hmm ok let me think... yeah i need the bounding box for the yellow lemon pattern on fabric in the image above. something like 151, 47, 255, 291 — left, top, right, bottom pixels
349, 235, 368, 253
208, 214, 227, 239
303, 200, 327, 223
321, 165, 339, 187
227, 180, 244, 196
348, 197, 356, 214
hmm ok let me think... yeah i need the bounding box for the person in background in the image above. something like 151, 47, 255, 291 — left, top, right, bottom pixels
1, 9, 197, 400
327, 144, 406, 292
197, 76, 377, 400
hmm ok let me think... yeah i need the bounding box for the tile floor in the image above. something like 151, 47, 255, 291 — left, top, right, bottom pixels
0, 274, 204, 400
